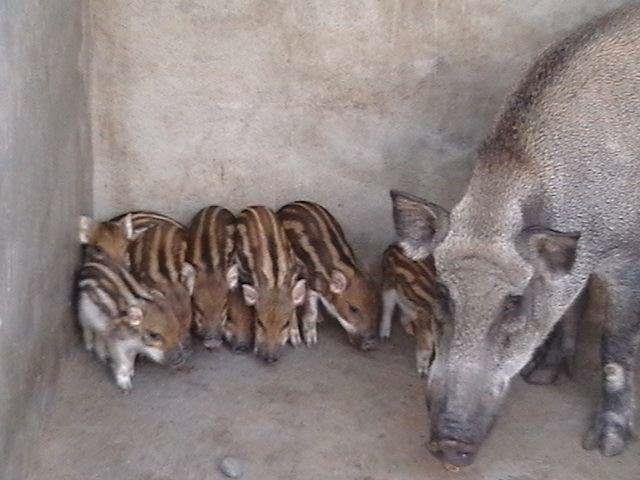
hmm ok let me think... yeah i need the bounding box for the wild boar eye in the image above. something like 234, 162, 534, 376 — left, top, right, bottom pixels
348, 303, 359, 314
502, 294, 523, 317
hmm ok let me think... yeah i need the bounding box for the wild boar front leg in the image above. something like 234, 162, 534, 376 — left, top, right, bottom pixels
94, 333, 109, 363
583, 274, 639, 456
82, 327, 95, 352
379, 288, 397, 340
301, 290, 319, 346
108, 342, 137, 392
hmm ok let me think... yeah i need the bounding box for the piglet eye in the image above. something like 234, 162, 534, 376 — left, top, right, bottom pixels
148, 331, 162, 341
256, 319, 265, 330
348, 304, 359, 314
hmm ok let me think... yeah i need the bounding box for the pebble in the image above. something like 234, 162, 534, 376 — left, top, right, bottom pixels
219, 456, 244, 479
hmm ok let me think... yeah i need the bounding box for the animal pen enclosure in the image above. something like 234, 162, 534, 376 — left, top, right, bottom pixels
1, 1, 639, 479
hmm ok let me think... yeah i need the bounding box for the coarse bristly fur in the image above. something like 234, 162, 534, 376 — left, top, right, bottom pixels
128, 222, 196, 363
278, 201, 379, 350
77, 242, 184, 391
381, 244, 438, 376
392, 4, 640, 468
110, 210, 185, 238
186, 206, 239, 350
235, 206, 306, 363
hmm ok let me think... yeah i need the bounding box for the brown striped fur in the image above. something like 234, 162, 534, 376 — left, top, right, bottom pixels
236, 206, 306, 362
77, 246, 185, 390
381, 244, 437, 376
128, 223, 195, 355
186, 206, 239, 349
224, 287, 254, 352
278, 201, 379, 349
110, 210, 185, 237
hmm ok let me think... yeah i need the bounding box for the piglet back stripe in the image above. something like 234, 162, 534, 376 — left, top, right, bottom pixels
278, 202, 356, 282
384, 244, 438, 307
110, 211, 185, 230
300, 201, 356, 266
129, 223, 187, 287
238, 207, 294, 288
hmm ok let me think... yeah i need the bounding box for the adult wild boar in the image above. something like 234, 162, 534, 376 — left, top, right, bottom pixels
392, 5, 640, 467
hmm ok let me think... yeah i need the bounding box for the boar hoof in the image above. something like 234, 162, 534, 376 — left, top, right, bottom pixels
583, 414, 634, 456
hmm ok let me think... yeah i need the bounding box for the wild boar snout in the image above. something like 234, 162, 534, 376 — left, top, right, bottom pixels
428, 438, 478, 468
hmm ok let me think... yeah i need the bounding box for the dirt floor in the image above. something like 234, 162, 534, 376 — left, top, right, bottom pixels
26, 318, 639, 480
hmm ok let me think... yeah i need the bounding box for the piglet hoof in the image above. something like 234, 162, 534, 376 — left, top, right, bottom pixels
304, 329, 318, 347
583, 412, 635, 456
289, 328, 302, 347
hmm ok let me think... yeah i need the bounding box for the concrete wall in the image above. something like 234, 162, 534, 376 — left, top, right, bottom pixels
89, 0, 627, 261
0, 1, 91, 476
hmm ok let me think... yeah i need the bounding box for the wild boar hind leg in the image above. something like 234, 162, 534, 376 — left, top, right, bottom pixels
583, 271, 640, 457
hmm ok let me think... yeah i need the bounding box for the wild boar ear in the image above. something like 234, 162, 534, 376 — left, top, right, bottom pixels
242, 284, 258, 306
180, 262, 196, 295
118, 213, 135, 240
292, 279, 307, 306
329, 270, 348, 294
226, 264, 239, 289
390, 190, 449, 260
519, 227, 581, 276
125, 305, 143, 327
79, 215, 96, 244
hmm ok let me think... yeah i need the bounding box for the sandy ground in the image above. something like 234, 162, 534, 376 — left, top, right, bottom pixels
26, 319, 639, 480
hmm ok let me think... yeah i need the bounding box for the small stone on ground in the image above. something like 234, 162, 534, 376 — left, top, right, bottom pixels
220, 456, 244, 479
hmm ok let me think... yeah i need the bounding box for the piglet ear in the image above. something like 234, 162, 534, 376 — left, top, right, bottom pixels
329, 270, 348, 294
292, 279, 306, 306
518, 227, 581, 276
242, 284, 258, 306
390, 190, 449, 260
226, 264, 239, 289
79, 215, 96, 244
180, 262, 196, 295
118, 213, 135, 240
125, 305, 143, 327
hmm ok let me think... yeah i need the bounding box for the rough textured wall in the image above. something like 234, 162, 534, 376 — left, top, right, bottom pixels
89, 0, 626, 259
0, 1, 91, 476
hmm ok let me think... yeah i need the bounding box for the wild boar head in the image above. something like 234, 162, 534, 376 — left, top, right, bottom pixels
391, 190, 582, 467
